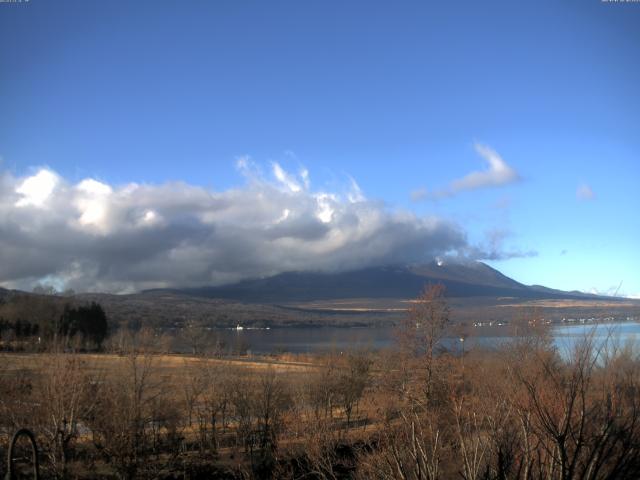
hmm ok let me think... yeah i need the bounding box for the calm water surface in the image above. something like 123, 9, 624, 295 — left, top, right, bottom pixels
211, 322, 640, 354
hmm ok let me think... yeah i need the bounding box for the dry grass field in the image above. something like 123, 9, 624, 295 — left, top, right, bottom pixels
3, 330, 640, 479
3, 290, 640, 479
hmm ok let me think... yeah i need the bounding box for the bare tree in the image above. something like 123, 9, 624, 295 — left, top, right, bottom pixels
508, 334, 640, 480
358, 408, 443, 480
181, 319, 208, 356
336, 352, 372, 430
189, 359, 233, 454
86, 347, 160, 480
452, 396, 491, 480
35, 351, 100, 478
399, 284, 450, 403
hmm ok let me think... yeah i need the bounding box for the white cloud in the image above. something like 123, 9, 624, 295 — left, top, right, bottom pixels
77, 178, 113, 196
1, 163, 482, 293
452, 144, 519, 192
75, 178, 113, 231
314, 193, 336, 223
300, 168, 310, 190
272, 162, 302, 192
15, 169, 60, 208
576, 183, 595, 201
347, 177, 365, 203
139, 209, 162, 227
413, 143, 520, 200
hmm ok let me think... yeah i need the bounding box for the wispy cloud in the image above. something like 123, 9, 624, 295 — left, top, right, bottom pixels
410, 187, 428, 202
452, 144, 520, 191
272, 162, 303, 193
576, 183, 595, 201
467, 228, 538, 261
412, 143, 520, 201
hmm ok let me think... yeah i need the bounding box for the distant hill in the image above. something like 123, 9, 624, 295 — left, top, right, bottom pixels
148, 261, 607, 303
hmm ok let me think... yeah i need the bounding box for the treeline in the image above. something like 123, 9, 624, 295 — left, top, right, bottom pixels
0, 294, 108, 349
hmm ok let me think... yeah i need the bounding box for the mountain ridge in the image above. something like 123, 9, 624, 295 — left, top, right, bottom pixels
145, 261, 610, 304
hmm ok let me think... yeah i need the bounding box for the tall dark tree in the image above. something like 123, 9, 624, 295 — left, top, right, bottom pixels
59, 302, 109, 348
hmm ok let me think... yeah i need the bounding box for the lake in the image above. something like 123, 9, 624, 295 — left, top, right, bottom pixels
208, 321, 640, 355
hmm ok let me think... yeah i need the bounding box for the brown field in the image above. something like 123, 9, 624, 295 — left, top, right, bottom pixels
496, 299, 640, 308
0, 352, 320, 375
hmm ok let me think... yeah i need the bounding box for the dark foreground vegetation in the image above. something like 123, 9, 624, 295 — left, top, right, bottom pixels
0, 293, 108, 350
2, 286, 640, 479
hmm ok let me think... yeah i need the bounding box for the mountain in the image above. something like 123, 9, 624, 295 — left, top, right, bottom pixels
3, 262, 635, 331
148, 261, 605, 303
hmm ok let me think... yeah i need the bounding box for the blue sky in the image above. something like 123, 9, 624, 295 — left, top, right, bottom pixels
1, 0, 639, 295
